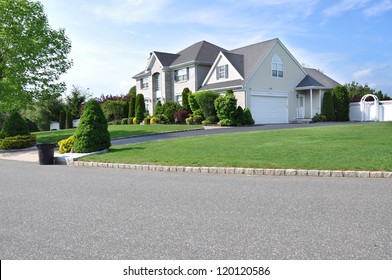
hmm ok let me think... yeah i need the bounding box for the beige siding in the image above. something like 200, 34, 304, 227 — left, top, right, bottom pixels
173, 66, 196, 94
246, 43, 306, 122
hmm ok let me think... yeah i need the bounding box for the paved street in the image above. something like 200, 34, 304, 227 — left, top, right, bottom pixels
1, 159, 391, 260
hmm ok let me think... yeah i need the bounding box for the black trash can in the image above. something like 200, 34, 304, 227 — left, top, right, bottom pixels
37, 143, 56, 165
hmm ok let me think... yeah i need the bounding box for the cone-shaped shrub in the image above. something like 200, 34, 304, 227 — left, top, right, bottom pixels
1, 111, 30, 137
73, 99, 111, 153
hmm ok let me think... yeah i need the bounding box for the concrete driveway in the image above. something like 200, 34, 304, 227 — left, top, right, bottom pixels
1, 160, 391, 259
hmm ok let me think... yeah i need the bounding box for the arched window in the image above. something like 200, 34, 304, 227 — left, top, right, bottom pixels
272, 55, 283, 78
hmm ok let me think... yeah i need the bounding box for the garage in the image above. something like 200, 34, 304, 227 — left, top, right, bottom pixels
250, 91, 288, 124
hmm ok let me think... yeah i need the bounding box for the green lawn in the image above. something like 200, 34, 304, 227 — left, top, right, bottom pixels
34, 124, 203, 144
81, 123, 392, 171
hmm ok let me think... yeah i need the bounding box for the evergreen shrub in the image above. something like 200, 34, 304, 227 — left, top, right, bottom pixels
73, 99, 111, 153
1, 111, 30, 137
321, 92, 335, 121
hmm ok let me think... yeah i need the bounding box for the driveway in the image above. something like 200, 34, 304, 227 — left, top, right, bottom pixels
1, 160, 391, 259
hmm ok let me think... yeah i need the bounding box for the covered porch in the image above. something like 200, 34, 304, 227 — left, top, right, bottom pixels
295, 88, 324, 121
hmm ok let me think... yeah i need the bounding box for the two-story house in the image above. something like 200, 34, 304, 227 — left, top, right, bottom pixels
133, 38, 340, 124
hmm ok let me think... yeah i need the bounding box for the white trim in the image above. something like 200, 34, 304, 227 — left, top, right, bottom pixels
250, 90, 289, 98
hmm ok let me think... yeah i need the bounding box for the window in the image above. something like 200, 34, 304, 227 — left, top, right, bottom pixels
175, 94, 182, 105
175, 68, 189, 82
140, 77, 149, 89
272, 55, 283, 78
153, 73, 160, 91
216, 65, 228, 80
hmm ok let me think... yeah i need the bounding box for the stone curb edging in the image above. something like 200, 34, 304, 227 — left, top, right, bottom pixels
69, 161, 392, 179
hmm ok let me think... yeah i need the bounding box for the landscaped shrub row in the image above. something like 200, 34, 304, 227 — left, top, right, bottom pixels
0, 135, 36, 150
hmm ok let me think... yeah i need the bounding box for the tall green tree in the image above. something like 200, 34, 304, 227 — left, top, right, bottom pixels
65, 86, 90, 119
333, 86, 350, 121
181, 87, 192, 113
321, 91, 335, 121
0, 0, 72, 112
135, 93, 146, 123
128, 86, 136, 118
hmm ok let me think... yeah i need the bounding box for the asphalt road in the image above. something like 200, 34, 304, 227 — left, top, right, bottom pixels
1, 160, 391, 260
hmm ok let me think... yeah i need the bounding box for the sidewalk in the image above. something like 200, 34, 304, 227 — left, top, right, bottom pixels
0, 147, 38, 163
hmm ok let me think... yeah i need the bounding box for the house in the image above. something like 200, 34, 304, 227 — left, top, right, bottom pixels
133, 38, 340, 124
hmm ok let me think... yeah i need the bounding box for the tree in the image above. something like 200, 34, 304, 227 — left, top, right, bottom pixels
135, 93, 146, 124
1, 111, 30, 137
0, 0, 72, 112
333, 86, 350, 121
181, 87, 192, 113
321, 92, 335, 121
214, 90, 237, 126
73, 99, 111, 153
194, 90, 220, 118
128, 86, 136, 118
65, 86, 90, 119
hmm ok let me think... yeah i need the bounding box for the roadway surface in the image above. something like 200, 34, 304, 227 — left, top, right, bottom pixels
1, 159, 391, 259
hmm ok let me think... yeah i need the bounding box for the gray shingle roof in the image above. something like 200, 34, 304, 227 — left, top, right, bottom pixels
222, 51, 244, 77
297, 68, 340, 89
171, 40, 227, 66
154, 51, 179, 67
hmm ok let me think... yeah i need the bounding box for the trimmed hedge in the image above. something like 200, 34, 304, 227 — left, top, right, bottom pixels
0, 135, 36, 150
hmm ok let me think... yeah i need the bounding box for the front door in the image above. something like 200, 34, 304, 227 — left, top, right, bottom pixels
297, 94, 305, 118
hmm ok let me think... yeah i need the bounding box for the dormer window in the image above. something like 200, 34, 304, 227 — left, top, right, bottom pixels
216, 65, 228, 80
272, 55, 283, 78
175, 68, 189, 82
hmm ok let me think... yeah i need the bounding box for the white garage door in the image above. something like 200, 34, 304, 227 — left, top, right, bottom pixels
251, 92, 288, 124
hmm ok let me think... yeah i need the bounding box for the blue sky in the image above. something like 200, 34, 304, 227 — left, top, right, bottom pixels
39, 0, 392, 97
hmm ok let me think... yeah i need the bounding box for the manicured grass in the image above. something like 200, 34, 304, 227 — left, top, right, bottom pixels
81, 123, 392, 171
33, 125, 203, 144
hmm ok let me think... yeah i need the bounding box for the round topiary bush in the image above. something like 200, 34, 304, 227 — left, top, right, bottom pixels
1, 111, 30, 137
73, 99, 111, 153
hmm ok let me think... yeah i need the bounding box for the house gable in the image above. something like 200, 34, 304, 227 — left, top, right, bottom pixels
245, 39, 307, 91
201, 51, 244, 88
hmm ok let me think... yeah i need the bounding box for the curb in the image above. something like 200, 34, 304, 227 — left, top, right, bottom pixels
69, 161, 392, 179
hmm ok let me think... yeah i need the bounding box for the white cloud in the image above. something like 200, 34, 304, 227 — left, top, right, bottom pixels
364, 0, 392, 16
93, 0, 171, 23
323, 0, 370, 17
353, 68, 373, 80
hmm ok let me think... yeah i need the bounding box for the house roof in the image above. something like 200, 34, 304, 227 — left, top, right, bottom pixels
154, 51, 179, 67
297, 68, 340, 89
222, 51, 244, 77
199, 79, 243, 91
171, 40, 227, 67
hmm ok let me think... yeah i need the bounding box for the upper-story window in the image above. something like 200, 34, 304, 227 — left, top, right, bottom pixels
175, 68, 189, 82
272, 55, 283, 78
216, 65, 228, 80
140, 77, 149, 89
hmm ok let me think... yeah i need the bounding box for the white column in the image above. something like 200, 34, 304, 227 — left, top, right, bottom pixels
319, 90, 322, 115
310, 89, 313, 118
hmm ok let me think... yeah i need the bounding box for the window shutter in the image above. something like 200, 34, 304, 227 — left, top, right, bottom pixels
216, 67, 219, 80
225, 65, 229, 78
